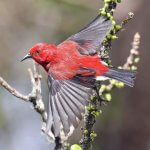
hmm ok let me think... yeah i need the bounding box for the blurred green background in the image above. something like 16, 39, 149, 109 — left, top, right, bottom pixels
0, 0, 149, 150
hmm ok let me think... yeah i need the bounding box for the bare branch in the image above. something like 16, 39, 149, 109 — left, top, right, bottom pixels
0, 76, 29, 101
0, 61, 47, 133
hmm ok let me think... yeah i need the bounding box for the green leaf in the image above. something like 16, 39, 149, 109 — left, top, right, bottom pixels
104, 93, 112, 101
70, 144, 82, 150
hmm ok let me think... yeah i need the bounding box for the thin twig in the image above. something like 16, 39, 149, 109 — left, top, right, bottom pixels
121, 12, 134, 27
123, 33, 140, 69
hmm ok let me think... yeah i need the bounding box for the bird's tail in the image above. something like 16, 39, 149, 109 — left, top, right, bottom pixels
105, 68, 137, 87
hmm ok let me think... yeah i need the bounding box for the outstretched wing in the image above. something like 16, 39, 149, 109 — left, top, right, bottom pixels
45, 74, 93, 140
66, 14, 112, 55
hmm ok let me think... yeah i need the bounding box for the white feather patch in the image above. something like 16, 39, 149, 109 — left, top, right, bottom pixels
96, 76, 109, 81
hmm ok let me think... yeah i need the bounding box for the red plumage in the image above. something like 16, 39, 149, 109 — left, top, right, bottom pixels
29, 41, 109, 80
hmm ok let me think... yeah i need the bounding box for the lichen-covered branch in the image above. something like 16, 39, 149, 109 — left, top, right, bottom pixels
79, 1, 121, 149
80, 93, 100, 150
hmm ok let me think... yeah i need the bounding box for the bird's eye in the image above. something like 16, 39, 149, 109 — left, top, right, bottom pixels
36, 50, 41, 54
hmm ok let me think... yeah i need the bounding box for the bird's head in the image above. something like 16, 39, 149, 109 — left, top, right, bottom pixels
21, 43, 57, 65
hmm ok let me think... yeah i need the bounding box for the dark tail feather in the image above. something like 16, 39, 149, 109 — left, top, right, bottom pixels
105, 68, 137, 87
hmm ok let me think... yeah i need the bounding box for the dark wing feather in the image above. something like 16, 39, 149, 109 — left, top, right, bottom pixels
46, 74, 93, 140
66, 14, 112, 55
56, 91, 79, 128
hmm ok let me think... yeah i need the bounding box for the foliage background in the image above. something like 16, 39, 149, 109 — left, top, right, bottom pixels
0, 0, 149, 150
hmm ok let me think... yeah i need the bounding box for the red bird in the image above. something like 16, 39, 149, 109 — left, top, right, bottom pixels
21, 15, 136, 140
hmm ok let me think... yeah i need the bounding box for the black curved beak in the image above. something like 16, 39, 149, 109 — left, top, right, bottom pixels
21, 53, 31, 62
